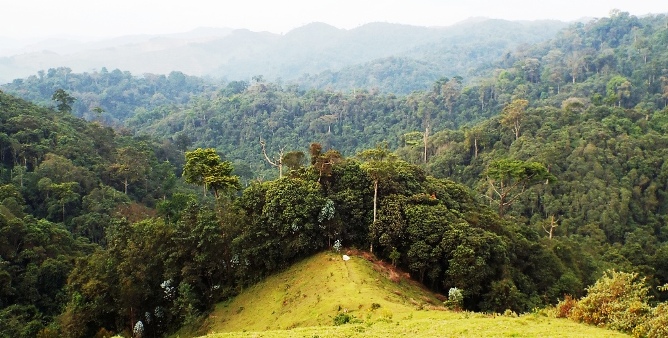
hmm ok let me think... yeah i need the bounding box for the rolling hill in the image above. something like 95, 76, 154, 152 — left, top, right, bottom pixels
182, 251, 626, 338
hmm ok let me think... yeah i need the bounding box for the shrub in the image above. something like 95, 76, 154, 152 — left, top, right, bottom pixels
633, 302, 668, 338
569, 270, 651, 333
333, 239, 342, 252
555, 295, 577, 318
333, 312, 353, 325
445, 287, 464, 310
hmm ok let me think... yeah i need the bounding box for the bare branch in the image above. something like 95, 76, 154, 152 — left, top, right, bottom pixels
259, 138, 284, 178
260, 138, 277, 167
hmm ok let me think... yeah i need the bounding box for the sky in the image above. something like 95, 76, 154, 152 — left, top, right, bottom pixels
2, 0, 666, 39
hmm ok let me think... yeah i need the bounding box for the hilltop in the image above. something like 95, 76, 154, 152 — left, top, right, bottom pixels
196, 251, 437, 334
182, 251, 626, 338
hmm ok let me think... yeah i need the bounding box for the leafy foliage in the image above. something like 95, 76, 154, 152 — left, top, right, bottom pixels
566, 271, 651, 333
183, 148, 240, 198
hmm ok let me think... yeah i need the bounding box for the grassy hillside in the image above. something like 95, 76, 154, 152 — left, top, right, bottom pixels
183, 251, 626, 338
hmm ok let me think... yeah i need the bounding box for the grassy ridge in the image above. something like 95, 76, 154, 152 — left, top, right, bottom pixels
199, 251, 440, 333
187, 251, 626, 337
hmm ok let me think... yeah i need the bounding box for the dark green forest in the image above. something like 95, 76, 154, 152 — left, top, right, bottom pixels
2, 10, 668, 337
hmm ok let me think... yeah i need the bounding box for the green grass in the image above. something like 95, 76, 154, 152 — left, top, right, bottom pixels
201, 312, 629, 337
183, 251, 627, 338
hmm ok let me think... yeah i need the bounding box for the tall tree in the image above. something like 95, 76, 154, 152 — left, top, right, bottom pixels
51, 89, 75, 113
109, 146, 150, 195
260, 139, 284, 179
606, 75, 632, 107
500, 99, 529, 140
484, 159, 553, 217
183, 148, 240, 199
357, 143, 399, 252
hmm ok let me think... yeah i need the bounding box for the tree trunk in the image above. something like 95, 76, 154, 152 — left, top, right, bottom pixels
423, 125, 429, 163
498, 190, 506, 217
474, 138, 478, 159
373, 179, 378, 223
370, 179, 378, 253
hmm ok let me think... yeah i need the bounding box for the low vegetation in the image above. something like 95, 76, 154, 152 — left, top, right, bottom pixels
186, 252, 626, 338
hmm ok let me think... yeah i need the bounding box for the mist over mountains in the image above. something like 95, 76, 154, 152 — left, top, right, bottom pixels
0, 19, 567, 91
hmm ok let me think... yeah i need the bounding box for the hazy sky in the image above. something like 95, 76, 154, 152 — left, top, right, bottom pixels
2, 0, 665, 39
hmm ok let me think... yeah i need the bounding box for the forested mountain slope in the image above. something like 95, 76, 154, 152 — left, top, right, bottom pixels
297, 19, 567, 93
0, 90, 184, 336
401, 10, 668, 298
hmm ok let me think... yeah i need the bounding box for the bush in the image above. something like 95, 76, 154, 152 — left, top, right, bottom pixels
444, 287, 464, 310
333, 312, 352, 325
633, 302, 668, 338
569, 270, 651, 333
555, 295, 577, 318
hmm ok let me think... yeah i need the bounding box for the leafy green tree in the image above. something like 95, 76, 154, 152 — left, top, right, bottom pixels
168, 200, 240, 313
49, 182, 80, 222
51, 89, 75, 113
109, 146, 150, 195
182, 148, 240, 198
463, 125, 487, 159
324, 160, 373, 248
357, 143, 399, 252
606, 75, 632, 107
484, 159, 553, 217
236, 178, 327, 278
500, 99, 528, 141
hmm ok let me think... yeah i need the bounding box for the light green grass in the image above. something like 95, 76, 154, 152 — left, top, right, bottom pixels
201, 312, 629, 338
187, 251, 627, 338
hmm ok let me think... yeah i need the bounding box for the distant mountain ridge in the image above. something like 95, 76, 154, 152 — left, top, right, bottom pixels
0, 19, 567, 90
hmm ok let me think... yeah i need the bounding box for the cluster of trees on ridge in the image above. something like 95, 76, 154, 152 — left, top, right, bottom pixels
2, 10, 668, 337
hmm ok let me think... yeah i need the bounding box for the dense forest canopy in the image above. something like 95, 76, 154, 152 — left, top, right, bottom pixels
1, 10, 668, 337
